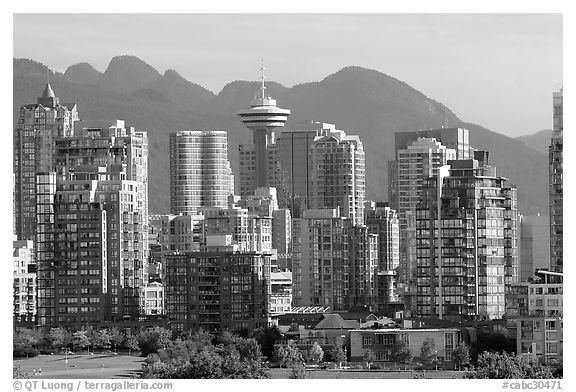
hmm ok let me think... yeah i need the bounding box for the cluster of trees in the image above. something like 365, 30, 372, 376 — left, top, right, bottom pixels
466, 352, 562, 379
13, 326, 137, 357
140, 329, 269, 379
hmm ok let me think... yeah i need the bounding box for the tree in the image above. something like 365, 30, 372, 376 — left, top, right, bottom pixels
419, 338, 437, 369
126, 334, 139, 356
72, 331, 91, 352
13, 329, 40, 358
288, 323, 300, 332
452, 342, 470, 371
390, 341, 413, 370
48, 327, 67, 351
252, 326, 282, 360
308, 342, 324, 364
92, 329, 111, 351
109, 327, 125, 352
273, 344, 302, 368
363, 348, 376, 370
465, 351, 554, 379
289, 363, 308, 379
141, 332, 270, 379
137, 326, 173, 356
330, 344, 347, 365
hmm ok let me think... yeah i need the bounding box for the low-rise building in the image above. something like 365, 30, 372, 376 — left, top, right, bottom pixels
270, 271, 292, 315
13, 238, 36, 324
517, 316, 562, 364
350, 327, 462, 363
141, 282, 164, 316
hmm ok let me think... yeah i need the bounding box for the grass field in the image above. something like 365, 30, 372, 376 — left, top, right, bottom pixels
15, 355, 465, 379
266, 368, 465, 379
14, 354, 145, 379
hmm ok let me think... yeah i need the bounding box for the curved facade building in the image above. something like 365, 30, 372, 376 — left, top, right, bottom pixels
170, 130, 232, 214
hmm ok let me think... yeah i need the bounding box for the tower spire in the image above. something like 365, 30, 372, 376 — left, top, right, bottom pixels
260, 59, 266, 100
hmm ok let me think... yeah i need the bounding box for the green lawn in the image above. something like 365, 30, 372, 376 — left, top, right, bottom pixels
267, 367, 464, 379
14, 354, 145, 379
15, 356, 465, 379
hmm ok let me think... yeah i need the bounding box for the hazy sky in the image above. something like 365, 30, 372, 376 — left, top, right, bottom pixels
13, 13, 562, 137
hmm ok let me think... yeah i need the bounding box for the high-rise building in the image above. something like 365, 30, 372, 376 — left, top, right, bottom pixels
169, 130, 233, 214
13, 83, 79, 240
35, 121, 149, 327
292, 209, 376, 310
310, 128, 366, 225
272, 208, 292, 270
237, 66, 290, 193
292, 209, 350, 309
519, 215, 550, 281
276, 121, 331, 215
549, 88, 563, 273
164, 235, 272, 334
392, 137, 457, 311
13, 237, 36, 324
415, 159, 518, 322
365, 201, 400, 308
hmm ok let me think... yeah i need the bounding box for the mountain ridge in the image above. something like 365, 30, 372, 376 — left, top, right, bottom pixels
13, 56, 548, 215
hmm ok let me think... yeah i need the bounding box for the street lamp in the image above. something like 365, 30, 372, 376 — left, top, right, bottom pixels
434, 350, 438, 371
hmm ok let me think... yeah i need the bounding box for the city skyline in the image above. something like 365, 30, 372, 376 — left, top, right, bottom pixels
10, 10, 565, 382
13, 13, 562, 138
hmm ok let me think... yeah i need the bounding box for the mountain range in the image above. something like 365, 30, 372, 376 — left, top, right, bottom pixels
13, 55, 549, 215
515, 129, 553, 155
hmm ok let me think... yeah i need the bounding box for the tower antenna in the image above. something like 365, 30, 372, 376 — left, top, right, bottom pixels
260, 59, 266, 100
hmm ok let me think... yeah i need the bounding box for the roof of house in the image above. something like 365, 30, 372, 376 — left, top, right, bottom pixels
315, 313, 357, 330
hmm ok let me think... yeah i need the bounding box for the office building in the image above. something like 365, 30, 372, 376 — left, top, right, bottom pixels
164, 235, 272, 334
13, 83, 79, 240
415, 158, 518, 322
13, 238, 36, 324
309, 128, 366, 225
549, 88, 563, 273
519, 215, 550, 281
276, 121, 331, 215
169, 130, 233, 214
237, 66, 290, 193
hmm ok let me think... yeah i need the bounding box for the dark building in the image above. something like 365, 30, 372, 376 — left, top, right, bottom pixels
164, 238, 272, 335
549, 88, 563, 273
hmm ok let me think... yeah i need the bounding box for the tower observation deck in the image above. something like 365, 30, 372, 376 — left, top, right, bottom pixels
237, 63, 290, 188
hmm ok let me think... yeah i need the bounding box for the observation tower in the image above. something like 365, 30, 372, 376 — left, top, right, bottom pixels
237, 62, 290, 188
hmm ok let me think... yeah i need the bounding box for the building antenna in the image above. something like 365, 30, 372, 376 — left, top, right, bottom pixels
260, 59, 266, 100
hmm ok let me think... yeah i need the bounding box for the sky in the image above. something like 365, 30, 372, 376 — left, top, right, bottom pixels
12, 13, 562, 138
